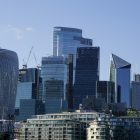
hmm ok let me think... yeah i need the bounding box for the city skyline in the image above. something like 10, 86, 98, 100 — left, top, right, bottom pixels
0, 0, 140, 80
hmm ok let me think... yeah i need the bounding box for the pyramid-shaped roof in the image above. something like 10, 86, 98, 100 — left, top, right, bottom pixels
112, 54, 131, 68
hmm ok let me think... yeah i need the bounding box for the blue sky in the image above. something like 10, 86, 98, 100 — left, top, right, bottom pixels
0, 0, 140, 80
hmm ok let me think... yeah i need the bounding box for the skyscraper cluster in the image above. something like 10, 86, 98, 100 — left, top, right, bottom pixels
1, 27, 140, 139
15, 27, 135, 121
43, 27, 100, 113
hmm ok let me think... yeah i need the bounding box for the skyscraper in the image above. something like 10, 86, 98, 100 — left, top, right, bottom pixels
0, 49, 18, 120
110, 54, 131, 107
96, 81, 115, 104
73, 47, 100, 109
53, 27, 93, 84
131, 74, 140, 110
41, 56, 68, 113
15, 68, 43, 121
53, 27, 92, 57
133, 74, 140, 82
16, 68, 41, 109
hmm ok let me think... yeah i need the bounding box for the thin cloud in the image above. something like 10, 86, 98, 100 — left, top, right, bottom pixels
25, 27, 33, 31
6, 25, 33, 40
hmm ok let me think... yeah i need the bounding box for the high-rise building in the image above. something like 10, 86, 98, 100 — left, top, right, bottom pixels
66, 54, 74, 110
134, 74, 140, 82
18, 99, 44, 121
53, 27, 92, 57
41, 56, 68, 113
131, 74, 140, 110
110, 54, 131, 107
73, 47, 100, 109
53, 27, 93, 86
15, 68, 42, 121
0, 49, 18, 120
45, 80, 67, 113
16, 68, 41, 108
96, 81, 115, 104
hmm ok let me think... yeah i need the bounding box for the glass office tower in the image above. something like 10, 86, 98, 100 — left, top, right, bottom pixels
53, 27, 93, 84
110, 54, 131, 107
16, 68, 41, 108
41, 56, 68, 113
0, 49, 18, 120
96, 81, 115, 104
73, 47, 100, 109
53, 27, 92, 57
15, 68, 42, 121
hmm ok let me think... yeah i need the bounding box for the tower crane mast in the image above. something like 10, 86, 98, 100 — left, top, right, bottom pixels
22, 46, 34, 69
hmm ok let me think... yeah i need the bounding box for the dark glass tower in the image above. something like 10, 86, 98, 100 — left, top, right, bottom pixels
110, 54, 131, 107
0, 49, 18, 120
73, 47, 100, 109
96, 81, 115, 104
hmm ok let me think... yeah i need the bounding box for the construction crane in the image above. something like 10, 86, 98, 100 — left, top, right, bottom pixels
22, 46, 34, 69
33, 53, 41, 69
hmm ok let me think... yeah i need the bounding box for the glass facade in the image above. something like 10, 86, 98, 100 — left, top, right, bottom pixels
41, 56, 68, 113
0, 49, 18, 119
110, 54, 131, 107
19, 68, 40, 83
73, 47, 100, 109
96, 81, 115, 104
53, 27, 93, 84
15, 68, 41, 121
16, 68, 41, 108
53, 27, 92, 57
16, 99, 44, 121
15, 82, 33, 108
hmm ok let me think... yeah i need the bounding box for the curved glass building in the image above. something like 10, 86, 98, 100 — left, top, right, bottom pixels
53, 27, 92, 57
0, 49, 18, 119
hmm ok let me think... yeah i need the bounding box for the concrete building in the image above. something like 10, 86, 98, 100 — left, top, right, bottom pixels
20, 119, 86, 140
30, 111, 109, 124
18, 111, 109, 140
18, 110, 140, 140
87, 116, 140, 140
87, 119, 109, 140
